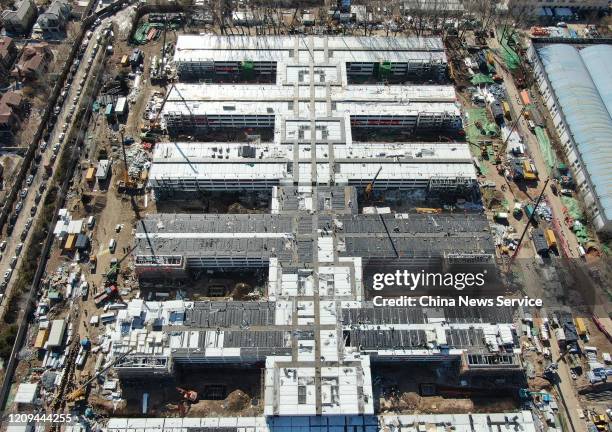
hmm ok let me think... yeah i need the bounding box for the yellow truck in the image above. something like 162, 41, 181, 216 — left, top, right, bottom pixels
575, 317, 587, 337
545, 229, 557, 249
522, 161, 537, 181
502, 101, 511, 119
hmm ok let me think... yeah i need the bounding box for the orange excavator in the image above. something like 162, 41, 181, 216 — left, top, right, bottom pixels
176, 387, 198, 417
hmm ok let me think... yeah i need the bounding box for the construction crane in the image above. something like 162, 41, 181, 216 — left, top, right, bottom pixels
104, 244, 137, 284
118, 126, 136, 193
64, 348, 134, 403
511, 178, 549, 261
494, 105, 527, 164
150, 83, 174, 131
364, 166, 382, 201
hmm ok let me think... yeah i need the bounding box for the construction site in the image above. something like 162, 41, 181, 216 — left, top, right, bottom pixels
0, 1, 611, 432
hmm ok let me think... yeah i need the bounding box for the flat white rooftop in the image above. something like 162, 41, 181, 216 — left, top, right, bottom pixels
162, 83, 460, 118
173, 34, 447, 65
148, 142, 476, 185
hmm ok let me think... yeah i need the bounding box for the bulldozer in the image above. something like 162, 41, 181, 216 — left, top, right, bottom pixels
590, 412, 608, 431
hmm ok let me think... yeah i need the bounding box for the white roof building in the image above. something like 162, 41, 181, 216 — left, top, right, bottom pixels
13, 382, 39, 404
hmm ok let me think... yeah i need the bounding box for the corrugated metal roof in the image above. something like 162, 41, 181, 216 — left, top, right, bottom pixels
538, 44, 612, 221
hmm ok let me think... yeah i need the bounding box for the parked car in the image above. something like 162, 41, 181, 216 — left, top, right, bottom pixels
26, 174, 34, 185
4, 269, 12, 281
15, 243, 23, 255
30, 205, 37, 216
15, 201, 23, 214
0, 241, 6, 251
20, 188, 28, 199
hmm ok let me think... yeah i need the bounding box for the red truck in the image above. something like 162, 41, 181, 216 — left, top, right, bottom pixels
94, 284, 118, 307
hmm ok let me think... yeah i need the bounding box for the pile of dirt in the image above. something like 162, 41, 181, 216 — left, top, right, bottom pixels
225, 389, 251, 412
398, 392, 421, 410
418, 396, 474, 413
529, 377, 552, 391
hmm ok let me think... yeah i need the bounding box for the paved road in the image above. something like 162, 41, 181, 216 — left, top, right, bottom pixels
549, 328, 587, 432
487, 36, 580, 260
0, 23, 106, 319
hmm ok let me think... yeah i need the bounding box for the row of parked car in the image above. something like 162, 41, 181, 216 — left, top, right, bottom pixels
0, 21, 112, 302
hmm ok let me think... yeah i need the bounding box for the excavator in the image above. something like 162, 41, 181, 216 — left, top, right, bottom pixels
104, 244, 137, 285
519, 388, 552, 402
176, 387, 198, 417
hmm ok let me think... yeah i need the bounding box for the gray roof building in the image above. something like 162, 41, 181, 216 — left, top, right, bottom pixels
0, 0, 37, 35
33, 0, 71, 36
529, 42, 612, 234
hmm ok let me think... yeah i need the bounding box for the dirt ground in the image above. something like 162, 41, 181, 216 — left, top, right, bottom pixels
379, 393, 517, 415
105, 367, 263, 417
372, 364, 521, 415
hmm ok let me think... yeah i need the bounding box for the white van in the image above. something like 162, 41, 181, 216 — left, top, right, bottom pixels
87, 216, 95, 229
109, 238, 116, 253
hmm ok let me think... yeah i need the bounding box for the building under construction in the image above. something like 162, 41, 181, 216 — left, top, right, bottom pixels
149, 35, 471, 196
112, 35, 523, 421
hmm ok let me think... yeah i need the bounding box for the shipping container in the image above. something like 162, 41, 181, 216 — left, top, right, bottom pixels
120, 55, 129, 66
85, 167, 96, 182
114, 97, 127, 116
47, 319, 66, 348
545, 229, 557, 248
575, 317, 587, 336
64, 233, 77, 251
34, 328, 49, 349
520, 90, 531, 105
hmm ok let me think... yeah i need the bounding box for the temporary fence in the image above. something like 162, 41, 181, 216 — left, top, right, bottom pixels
534, 126, 558, 174
496, 28, 521, 70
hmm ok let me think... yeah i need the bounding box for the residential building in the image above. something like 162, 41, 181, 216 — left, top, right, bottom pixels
32, 0, 72, 37
0, 37, 19, 80
0, 0, 37, 35
11, 43, 53, 81
0, 91, 26, 141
